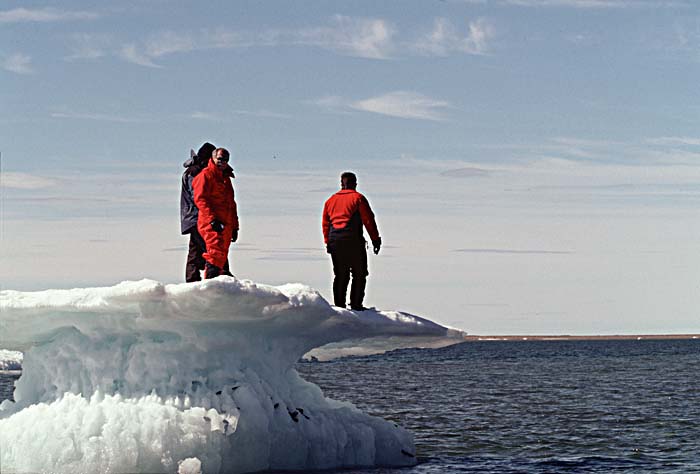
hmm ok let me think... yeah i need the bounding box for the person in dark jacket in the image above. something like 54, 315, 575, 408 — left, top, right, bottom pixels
181, 142, 215, 282
193, 147, 239, 279
322, 172, 381, 310
180, 142, 233, 281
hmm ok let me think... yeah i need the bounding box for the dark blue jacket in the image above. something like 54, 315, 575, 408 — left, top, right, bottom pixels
180, 152, 207, 234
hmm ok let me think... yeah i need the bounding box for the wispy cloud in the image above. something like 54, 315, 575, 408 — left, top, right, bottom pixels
646, 137, 700, 147
294, 15, 396, 59
50, 111, 143, 123
115, 15, 497, 67
142, 31, 196, 58
0, 7, 99, 23
65, 34, 111, 61
119, 44, 162, 68
117, 16, 395, 67
311, 95, 352, 113
414, 18, 494, 56
190, 111, 221, 121
453, 248, 573, 254
490, 136, 700, 170
190, 109, 291, 121
0, 172, 57, 190
440, 167, 492, 178
502, 0, 679, 7
232, 109, 292, 119
3, 53, 33, 74
351, 91, 452, 121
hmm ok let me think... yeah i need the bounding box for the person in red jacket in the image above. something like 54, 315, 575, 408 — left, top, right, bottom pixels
322, 172, 381, 310
192, 147, 239, 279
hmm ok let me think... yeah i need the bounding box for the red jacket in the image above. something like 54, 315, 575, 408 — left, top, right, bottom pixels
193, 160, 238, 268
322, 189, 379, 244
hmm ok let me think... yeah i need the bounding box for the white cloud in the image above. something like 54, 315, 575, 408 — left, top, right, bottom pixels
1, 172, 56, 190
3, 53, 33, 74
312, 92, 452, 121
295, 15, 396, 59
118, 16, 396, 67
415, 18, 494, 56
351, 91, 451, 121
0, 7, 99, 23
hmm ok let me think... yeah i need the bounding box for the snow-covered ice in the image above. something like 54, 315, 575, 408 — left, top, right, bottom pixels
0, 277, 463, 473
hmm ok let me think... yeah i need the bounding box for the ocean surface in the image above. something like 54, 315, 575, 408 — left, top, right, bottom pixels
2, 339, 699, 473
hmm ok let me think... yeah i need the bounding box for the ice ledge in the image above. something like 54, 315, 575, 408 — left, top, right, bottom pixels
0, 277, 464, 355
0, 278, 464, 473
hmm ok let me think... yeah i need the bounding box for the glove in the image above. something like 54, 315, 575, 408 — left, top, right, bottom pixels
210, 220, 224, 233
231, 229, 238, 243
372, 238, 381, 255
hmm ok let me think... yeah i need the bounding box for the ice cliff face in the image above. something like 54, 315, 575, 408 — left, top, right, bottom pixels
0, 278, 461, 474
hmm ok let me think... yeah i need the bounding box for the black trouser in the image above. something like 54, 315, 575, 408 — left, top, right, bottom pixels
329, 240, 368, 308
186, 230, 230, 282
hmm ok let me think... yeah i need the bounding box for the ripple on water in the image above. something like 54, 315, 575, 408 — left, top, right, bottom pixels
2, 339, 699, 473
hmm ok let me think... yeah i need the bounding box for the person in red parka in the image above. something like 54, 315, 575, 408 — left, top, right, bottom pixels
192, 147, 239, 279
322, 172, 381, 310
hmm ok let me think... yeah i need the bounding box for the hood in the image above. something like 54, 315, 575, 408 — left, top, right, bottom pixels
183, 149, 198, 168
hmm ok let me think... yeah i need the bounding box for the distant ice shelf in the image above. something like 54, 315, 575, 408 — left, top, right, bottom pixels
0, 277, 463, 474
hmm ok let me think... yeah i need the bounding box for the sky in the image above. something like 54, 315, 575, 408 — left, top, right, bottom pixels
1, 0, 699, 335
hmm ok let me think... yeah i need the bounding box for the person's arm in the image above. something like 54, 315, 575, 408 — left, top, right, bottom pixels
231, 191, 239, 235
322, 200, 331, 245
193, 172, 216, 229
358, 195, 379, 242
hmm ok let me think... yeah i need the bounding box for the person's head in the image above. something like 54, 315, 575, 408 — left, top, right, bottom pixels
340, 172, 357, 190
212, 148, 230, 169
197, 142, 216, 164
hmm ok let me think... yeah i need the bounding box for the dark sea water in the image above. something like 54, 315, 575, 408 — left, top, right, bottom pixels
2, 339, 699, 473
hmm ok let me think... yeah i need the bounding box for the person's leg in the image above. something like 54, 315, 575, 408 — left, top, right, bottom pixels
186, 231, 206, 282
201, 226, 230, 277
349, 244, 369, 310
331, 244, 351, 308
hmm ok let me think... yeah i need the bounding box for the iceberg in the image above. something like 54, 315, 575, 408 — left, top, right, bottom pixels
0, 277, 463, 473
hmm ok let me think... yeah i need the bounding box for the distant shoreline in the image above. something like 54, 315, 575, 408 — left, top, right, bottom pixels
464, 334, 700, 341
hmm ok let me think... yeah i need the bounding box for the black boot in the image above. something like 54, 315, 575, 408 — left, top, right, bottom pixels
204, 262, 222, 279
221, 260, 234, 277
